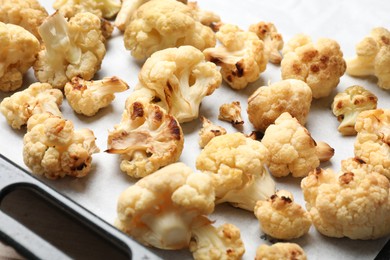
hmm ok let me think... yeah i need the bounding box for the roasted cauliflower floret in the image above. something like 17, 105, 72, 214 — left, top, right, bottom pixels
218, 101, 244, 126
346, 27, 390, 89
247, 79, 312, 132
136, 45, 221, 123
190, 221, 245, 260
331, 85, 377, 136
249, 21, 284, 64
115, 162, 215, 250
123, 0, 215, 60
106, 99, 184, 178
301, 167, 390, 239
354, 109, 390, 179
33, 12, 106, 89
0, 22, 40, 92
187, 1, 220, 28
196, 132, 275, 211
0, 82, 63, 129
0, 0, 48, 40
204, 23, 268, 89
261, 112, 334, 178
23, 113, 99, 179
281, 34, 346, 98
198, 116, 227, 148
255, 243, 307, 260
64, 76, 129, 116
53, 0, 121, 19
254, 190, 312, 240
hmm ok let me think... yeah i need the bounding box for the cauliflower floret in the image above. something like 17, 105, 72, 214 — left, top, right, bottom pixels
218, 101, 244, 126
354, 109, 390, 179
247, 79, 312, 132
331, 85, 378, 136
198, 116, 227, 148
0, 22, 40, 92
301, 167, 390, 239
115, 162, 215, 250
23, 113, 100, 179
204, 24, 268, 89
249, 21, 284, 64
196, 132, 275, 211
254, 190, 312, 240
187, 1, 220, 28
261, 112, 334, 178
346, 27, 390, 89
281, 34, 346, 99
123, 0, 215, 60
0, 82, 63, 129
33, 12, 106, 89
53, 0, 120, 19
106, 99, 184, 178
135, 45, 221, 123
64, 76, 129, 116
0, 0, 48, 40
255, 243, 307, 260
189, 220, 245, 260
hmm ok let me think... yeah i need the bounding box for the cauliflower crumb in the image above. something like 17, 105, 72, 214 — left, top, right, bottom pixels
255, 243, 307, 260
218, 101, 244, 126
198, 116, 227, 148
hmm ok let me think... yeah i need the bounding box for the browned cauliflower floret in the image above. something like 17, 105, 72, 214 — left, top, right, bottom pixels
281, 34, 346, 98
0, 0, 48, 40
115, 162, 215, 250
254, 190, 312, 240
53, 0, 120, 19
0, 82, 63, 129
354, 109, 390, 179
255, 243, 307, 260
301, 167, 390, 239
204, 24, 268, 89
23, 113, 100, 179
247, 79, 312, 132
346, 27, 390, 89
196, 132, 275, 211
187, 1, 221, 28
64, 76, 129, 116
33, 12, 106, 89
261, 112, 334, 178
249, 21, 284, 64
331, 85, 378, 136
123, 0, 216, 60
106, 99, 184, 178
198, 116, 227, 148
218, 101, 244, 126
135, 45, 221, 123
0, 22, 40, 92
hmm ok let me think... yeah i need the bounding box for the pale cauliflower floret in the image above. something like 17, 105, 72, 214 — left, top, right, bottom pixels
281, 34, 346, 98
123, 0, 216, 60
301, 167, 390, 239
196, 132, 275, 211
198, 116, 227, 148
189, 221, 245, 260
0, 82, 63, 129
0, 0, 48, 40
23, 113, 99, 179
354, 109, 390, 179
247, 79, 312, 132
64, 76, 129, 116
249, 21, 284, 64
136, 45, 221, 123
255, 243, 307, 260
261, 112, 334, 177
53, 0, 120, 19
331, 85, 378, 136
187, 1, 220, 28
0, 22, 40, 92
346, 27, 390, 89
204, 24, 268, 89
115, 162, 215, 250
106, 99, 184, 178
218, 101, 244, 126
254, 190, 312, 240
34, 12, 106, 89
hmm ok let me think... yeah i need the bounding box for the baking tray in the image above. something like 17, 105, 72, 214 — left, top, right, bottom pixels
1, 0, 390, 259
